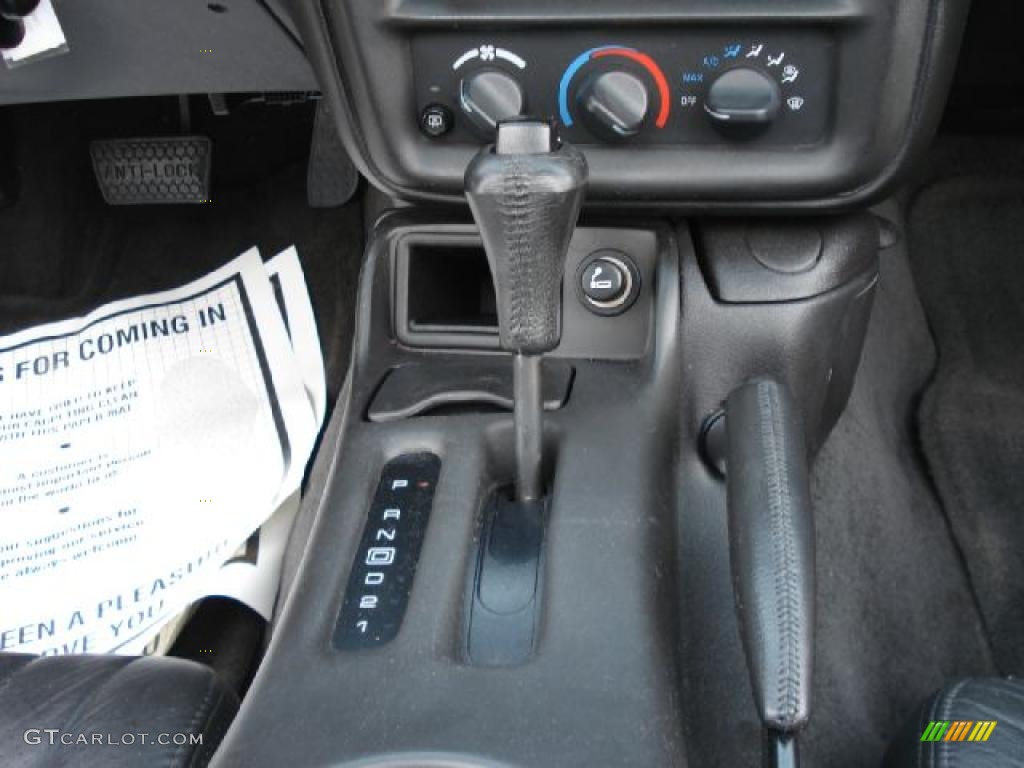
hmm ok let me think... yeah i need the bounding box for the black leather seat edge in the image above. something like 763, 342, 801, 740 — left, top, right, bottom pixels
885, 678, 1024, 767
0, 653, 239, 768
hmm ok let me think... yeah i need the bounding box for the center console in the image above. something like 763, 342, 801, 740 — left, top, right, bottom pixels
214, 207, 882, 768
215, 1, 966, 766
216, 212, 690, 768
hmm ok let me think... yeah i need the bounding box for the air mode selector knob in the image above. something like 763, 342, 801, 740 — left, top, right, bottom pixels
577, 71, 650, 140
705, 67, 781, 129
459, 70, 526, 138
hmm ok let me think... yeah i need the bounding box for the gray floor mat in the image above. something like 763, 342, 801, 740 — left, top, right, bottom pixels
909, 176, 1024, 673
802, 210, 995, 768
89, 160, 363, 403
0, 102, 363, 402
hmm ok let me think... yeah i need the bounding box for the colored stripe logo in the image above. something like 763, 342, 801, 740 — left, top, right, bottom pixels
921, 721, 997, 742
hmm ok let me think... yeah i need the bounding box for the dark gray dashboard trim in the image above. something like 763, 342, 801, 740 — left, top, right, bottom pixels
387, 0, 866, 26
0, 0, 317, 105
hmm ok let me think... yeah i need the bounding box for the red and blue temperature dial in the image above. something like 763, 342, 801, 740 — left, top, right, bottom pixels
558, 45, 671, 130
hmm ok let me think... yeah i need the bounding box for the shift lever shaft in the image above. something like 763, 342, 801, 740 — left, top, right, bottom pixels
465, 120, 587, 501
512, 354, 543, 501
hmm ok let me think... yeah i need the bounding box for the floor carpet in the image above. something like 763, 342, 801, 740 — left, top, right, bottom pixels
801, 204, 995, 768
0, 98, 363, 401
909, 174, 1024, 674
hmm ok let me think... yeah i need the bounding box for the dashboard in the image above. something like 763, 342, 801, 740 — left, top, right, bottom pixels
310, 0, 970, 208
411, 32, 832, 148
0, 0, 315, 105
0, 0, 971, 210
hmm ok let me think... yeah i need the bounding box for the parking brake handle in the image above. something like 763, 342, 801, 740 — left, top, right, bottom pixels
725, 377, 815, 768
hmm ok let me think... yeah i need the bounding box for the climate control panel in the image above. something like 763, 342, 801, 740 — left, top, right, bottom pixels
411, 32, 832, 147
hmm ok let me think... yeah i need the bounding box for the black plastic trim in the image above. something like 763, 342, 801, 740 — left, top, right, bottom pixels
387, 0, 866, 27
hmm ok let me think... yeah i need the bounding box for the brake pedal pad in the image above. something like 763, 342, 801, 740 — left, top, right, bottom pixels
90, 136, 212, 205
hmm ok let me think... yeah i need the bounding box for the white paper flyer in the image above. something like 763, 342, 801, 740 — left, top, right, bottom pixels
0, 248, 319, 656
208, 246, 326, 622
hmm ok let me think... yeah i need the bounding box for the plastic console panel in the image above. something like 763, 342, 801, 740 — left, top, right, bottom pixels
0, 0, 314, 105
213, 210, 880, 767
213, 213, 687, 767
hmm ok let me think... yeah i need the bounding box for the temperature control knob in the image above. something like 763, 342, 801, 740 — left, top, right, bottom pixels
705, 67, 781, 129
577, 71, 649, 140
459, 70, 525, 138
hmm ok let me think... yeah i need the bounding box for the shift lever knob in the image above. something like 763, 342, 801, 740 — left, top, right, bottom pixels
465, 120, 587, 355
466, 120, 587, 502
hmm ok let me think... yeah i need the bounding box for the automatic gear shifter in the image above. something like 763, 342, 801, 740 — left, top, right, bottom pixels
465, 120, 587, 501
